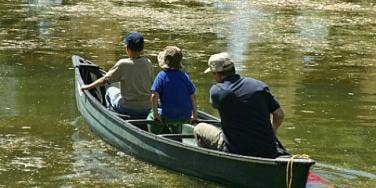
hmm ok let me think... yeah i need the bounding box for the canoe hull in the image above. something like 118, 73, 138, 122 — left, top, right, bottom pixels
73, 55, 314, 187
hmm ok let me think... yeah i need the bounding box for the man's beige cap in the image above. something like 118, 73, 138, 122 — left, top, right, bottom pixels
204, 52, 234, 73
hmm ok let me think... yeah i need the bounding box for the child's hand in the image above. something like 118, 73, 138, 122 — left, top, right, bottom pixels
190, 117, 198, 125
153, 112, 161, 122
80, 85, 91, 92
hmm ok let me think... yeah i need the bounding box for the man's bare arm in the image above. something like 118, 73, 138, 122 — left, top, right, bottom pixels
80, 77, 106, 91
272, 107, 284, 135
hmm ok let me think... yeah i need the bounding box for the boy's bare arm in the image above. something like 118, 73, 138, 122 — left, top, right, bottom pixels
80, 77, 106, 91
191, 94, 198, 123
151, 92, 161, 121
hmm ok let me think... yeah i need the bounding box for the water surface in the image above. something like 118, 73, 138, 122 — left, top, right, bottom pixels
0, 0, 375, 187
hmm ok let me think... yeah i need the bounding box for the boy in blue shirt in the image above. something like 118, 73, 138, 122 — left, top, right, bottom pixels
148, 46, 198, 134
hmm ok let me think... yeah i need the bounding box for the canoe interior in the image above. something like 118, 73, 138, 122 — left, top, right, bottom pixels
74, 56, 218, 145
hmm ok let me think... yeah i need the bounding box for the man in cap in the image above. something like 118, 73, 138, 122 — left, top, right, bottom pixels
81, 32, 153, 118
193, 52, 286, 158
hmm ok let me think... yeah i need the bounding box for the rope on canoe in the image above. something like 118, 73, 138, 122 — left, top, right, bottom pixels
286, 154, 311, 188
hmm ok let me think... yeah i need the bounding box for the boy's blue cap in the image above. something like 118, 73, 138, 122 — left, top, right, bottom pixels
124, 32, 144, 51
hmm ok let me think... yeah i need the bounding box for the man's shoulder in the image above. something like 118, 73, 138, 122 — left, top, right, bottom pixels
242, 77, 268, 88
243, 77, 261, 83
137, 57, 152, 65
210, 83, 231, 96
136, 57, 152, 65
116, 58, 132, 64
112, 58, 131, 69
116, 57, 151, 65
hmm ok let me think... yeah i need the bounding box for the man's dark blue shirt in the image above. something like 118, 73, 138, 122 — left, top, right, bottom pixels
210, 74, 280, 158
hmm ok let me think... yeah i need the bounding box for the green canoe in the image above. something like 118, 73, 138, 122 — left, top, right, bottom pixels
72, 55, 315, 188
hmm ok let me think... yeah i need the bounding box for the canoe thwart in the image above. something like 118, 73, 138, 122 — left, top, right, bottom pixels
158, 134, 195, 142
196, 119, 220, 124
126, 119, 220, 125
158, 134, 195, 139
74, 63, 100, 69
73, 56, 99, 68
126, 119, 159, 124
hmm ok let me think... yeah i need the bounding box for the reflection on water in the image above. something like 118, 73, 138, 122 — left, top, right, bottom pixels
296, 12, 329, 66
28, 0, 64, 6
62, 117, 126, 182
58, 117, 220, 187
0, 0, 375, 187
214, 1, 263, 68
0, 64, 19, 117
28, 0, 64, 40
